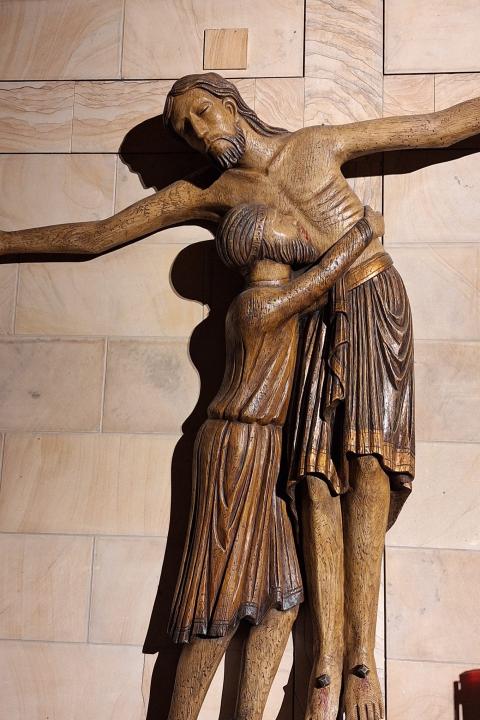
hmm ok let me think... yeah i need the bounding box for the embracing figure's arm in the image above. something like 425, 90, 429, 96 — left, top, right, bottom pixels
0, 172, 223, 257
333, 96, 480, 161
264, 208, 382, 326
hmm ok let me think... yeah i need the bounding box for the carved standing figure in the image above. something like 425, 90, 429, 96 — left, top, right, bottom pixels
167, 203, 381, 719
1, 73, 479, 720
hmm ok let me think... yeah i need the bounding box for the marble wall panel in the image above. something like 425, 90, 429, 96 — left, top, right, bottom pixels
0, 0, 124, 81
255, 79, 305, 132
0, 433, 174, 536
384, 152, 480, 245
0, 154, 115, 231
387, 442, 480, 551
387, 659, 472, 720
0, 641, 146, 720
72, 81, 171, 153
103, 339, 199, 432
383, 75, 434, 117
0, 265, 17, 334
385, 0, 480, 74
415, 340, 480, 443
305, 0, 383, 125
386, 547, 480, 664
123, 0, 303, 79
0, 82, 74, 152
89, 536, 166, 645
0, 338, 105, 431
390, 244, 479, 340
0, 534, 92, 642
16, 243, 204, 337
435, 73, 480, 110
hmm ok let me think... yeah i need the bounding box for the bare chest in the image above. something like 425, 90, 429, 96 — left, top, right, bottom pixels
219, 155, 365, 250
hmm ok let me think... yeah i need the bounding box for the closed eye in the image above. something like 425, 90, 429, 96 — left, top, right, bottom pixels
198, 104, 210, 116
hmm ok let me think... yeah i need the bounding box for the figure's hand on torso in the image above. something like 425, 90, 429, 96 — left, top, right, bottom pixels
364, 206, 385, 240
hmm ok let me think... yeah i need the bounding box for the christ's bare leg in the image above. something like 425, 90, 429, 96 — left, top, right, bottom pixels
341, 455, 389, 720
302, 477, 344, 720
235, 605, 299, 720
167, 630, 235, 720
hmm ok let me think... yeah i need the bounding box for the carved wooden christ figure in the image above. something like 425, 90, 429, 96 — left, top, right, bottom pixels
1, 72, 479, 720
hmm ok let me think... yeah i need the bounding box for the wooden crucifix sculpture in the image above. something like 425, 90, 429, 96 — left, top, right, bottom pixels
1, 73, 480, 720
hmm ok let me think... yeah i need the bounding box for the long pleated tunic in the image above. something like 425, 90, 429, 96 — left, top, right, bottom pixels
168, 287, 304, 643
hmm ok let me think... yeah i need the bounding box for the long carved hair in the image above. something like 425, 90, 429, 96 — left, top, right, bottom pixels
163, 72, 287, 136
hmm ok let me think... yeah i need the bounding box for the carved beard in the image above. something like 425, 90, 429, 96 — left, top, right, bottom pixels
208, 125, 246, 171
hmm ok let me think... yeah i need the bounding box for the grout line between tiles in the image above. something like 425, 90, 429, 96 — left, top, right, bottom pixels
99, 338, 109, 432
70, 82, 75, 153
386, 655, 480, 667
0, 434, 5, 497
0, 531, 168, 540
86, 536, 96, 642
383, 547, 388, 717
386, 544, 480, 553
120, 0, 127, 80
11, 262, 20, 335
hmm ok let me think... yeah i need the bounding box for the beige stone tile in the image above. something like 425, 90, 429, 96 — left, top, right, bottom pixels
387, 442, 480, 551
0, 264, 17, 334
204, 28, 248, 71
305, 0, 383, 124
16, 243, 204, 337
255, 78, 304, 132
384, 152, 480, 245
90, 536, 166, 645
0, 433, 174, 535
0, 641, 146, 720
0, 534, 92, 642
383, 75, 434, 117
0, 338, 105, 431
435, 73, 480, 110
0, 0, 123, 80
0, 82, 74, 152
387, 658, 472, 720
115, 155, 213, 244
72, 80, 172, 153
385, 0, 480, 74
415, 340, 480, 443
0, 154, 115, 231
103, 339, 199, 433
390, 245, 480, 340
123, 0, 303, 79
386, 547, 480, 664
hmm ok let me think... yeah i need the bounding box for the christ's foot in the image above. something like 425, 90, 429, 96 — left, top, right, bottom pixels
305, 656, 342, 720
342, 659, 384, 720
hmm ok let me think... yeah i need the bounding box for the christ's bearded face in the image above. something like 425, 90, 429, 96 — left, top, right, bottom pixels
169, 89, 246, 170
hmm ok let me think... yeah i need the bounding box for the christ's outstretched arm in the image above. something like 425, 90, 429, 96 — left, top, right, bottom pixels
333, 96, 480, 161
0, 171, 223, 257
